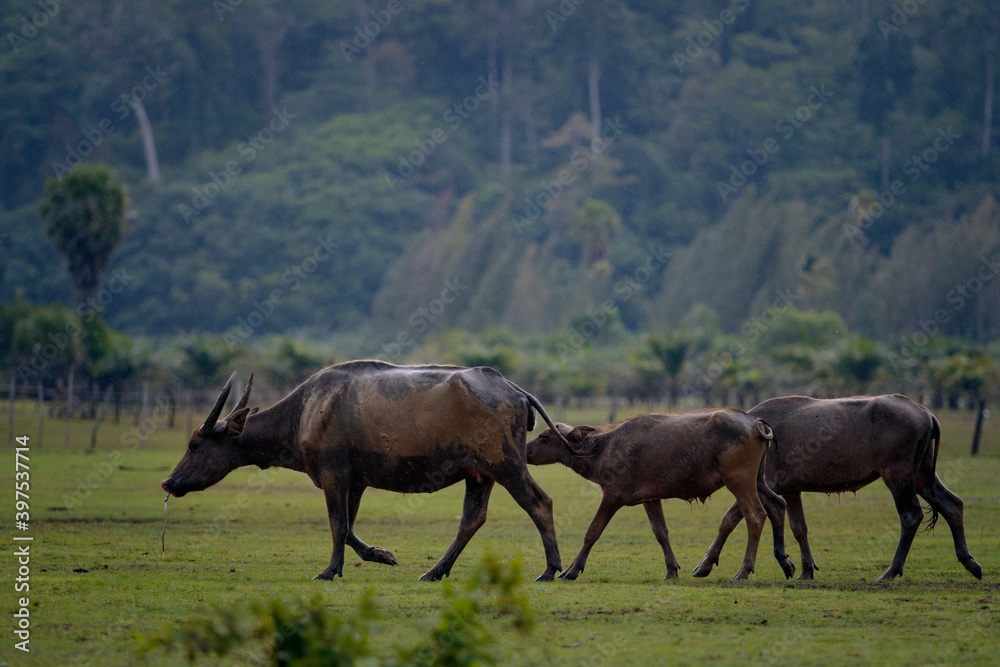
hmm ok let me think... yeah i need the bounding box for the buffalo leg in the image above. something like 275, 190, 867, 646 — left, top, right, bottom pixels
692, 480, 793, 579
345, 487, 397, 566
917, 474, 982, 579
692, 501, 742, 578
500, 471, 563, 581
757, 473, 794, 579
419, 478, 494, 581
314, 477, 350, 580
731, 485, 767, 580
560, 494, 621, 580
643, 500, 680, 579
877, 480, 924, 581
785, 492, 818, 579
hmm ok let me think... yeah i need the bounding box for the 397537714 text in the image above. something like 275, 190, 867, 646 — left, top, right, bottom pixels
13, 434, 32, 653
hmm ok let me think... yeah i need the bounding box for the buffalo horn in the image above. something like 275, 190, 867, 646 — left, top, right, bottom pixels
224, 373, 254, 421
202, 370, 238, 432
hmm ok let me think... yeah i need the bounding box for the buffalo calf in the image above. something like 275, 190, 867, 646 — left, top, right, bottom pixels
527, 409, 791, 581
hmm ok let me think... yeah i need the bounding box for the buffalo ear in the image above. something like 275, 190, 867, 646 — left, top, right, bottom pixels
226, 407, 252, 437
566, 425, 597, 443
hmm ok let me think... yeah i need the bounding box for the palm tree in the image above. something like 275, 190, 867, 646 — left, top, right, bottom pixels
38, 164, 129, 310
647, 331, 691, 407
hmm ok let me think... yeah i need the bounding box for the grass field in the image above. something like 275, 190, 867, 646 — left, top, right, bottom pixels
1, 400, 999, 665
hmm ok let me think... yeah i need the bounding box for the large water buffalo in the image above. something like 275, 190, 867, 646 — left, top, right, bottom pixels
693, 394, 982, 581
526, 409, 792, 581
163, 361, 570, 581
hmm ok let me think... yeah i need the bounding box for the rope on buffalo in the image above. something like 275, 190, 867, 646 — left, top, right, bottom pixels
162, 494, 169, 558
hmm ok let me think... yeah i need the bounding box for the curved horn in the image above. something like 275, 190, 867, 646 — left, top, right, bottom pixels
224, 373, 254, 421
202, 370, 237, 432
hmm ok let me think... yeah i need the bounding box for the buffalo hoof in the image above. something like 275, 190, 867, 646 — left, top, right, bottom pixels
875, 567, 902, 582
964, 558, 983, 580
313, 568, 342, 581
732, 567, 753, 581
367, 547, 398, 566
691, 560, 714, 578
797, 563, 816, 580
779, 558, 796, 580
557, 568, 581, 581
418, 570, 447, 582
664, 567, 679, 580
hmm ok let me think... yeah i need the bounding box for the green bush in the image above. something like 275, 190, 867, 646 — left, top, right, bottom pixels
136, 554, 533, 666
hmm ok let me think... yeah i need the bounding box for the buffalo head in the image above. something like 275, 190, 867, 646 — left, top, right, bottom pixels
162, 371, 258, 497
527, 423, 598, 464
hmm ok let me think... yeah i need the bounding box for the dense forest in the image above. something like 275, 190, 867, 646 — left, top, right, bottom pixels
2, 0, 1000, 407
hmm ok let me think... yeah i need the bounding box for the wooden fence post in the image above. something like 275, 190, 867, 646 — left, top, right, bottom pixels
140, 380, 149, 451
64, 366, 75, 450
7, 373, 14, 449
89, 385, 114, 452
167, 388, 176, 430
37, 382, 44, 449
972, 397, 986, 455
185, 390, 193, 435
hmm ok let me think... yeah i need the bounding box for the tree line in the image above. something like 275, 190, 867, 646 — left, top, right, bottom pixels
6, 297, 997, 452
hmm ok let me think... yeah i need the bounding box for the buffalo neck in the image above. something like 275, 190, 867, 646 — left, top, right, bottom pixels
561, 439, 604, 484
237, 393, 305, 473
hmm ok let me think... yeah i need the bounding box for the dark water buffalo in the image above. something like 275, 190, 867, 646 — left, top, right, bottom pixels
163, 361, 569, 581
526, 409, 791, 580
695, 394, 981, 581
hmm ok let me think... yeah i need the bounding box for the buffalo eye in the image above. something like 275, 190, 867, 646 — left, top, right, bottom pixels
189, 442, 200, 452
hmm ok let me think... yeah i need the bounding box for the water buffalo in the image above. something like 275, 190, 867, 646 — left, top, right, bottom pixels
162, 361, 570, 581
694, 394, 982, 581
526, 409, 792, 581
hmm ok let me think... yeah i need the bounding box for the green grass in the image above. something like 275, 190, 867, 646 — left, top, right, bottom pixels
1, 402, 999, 665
